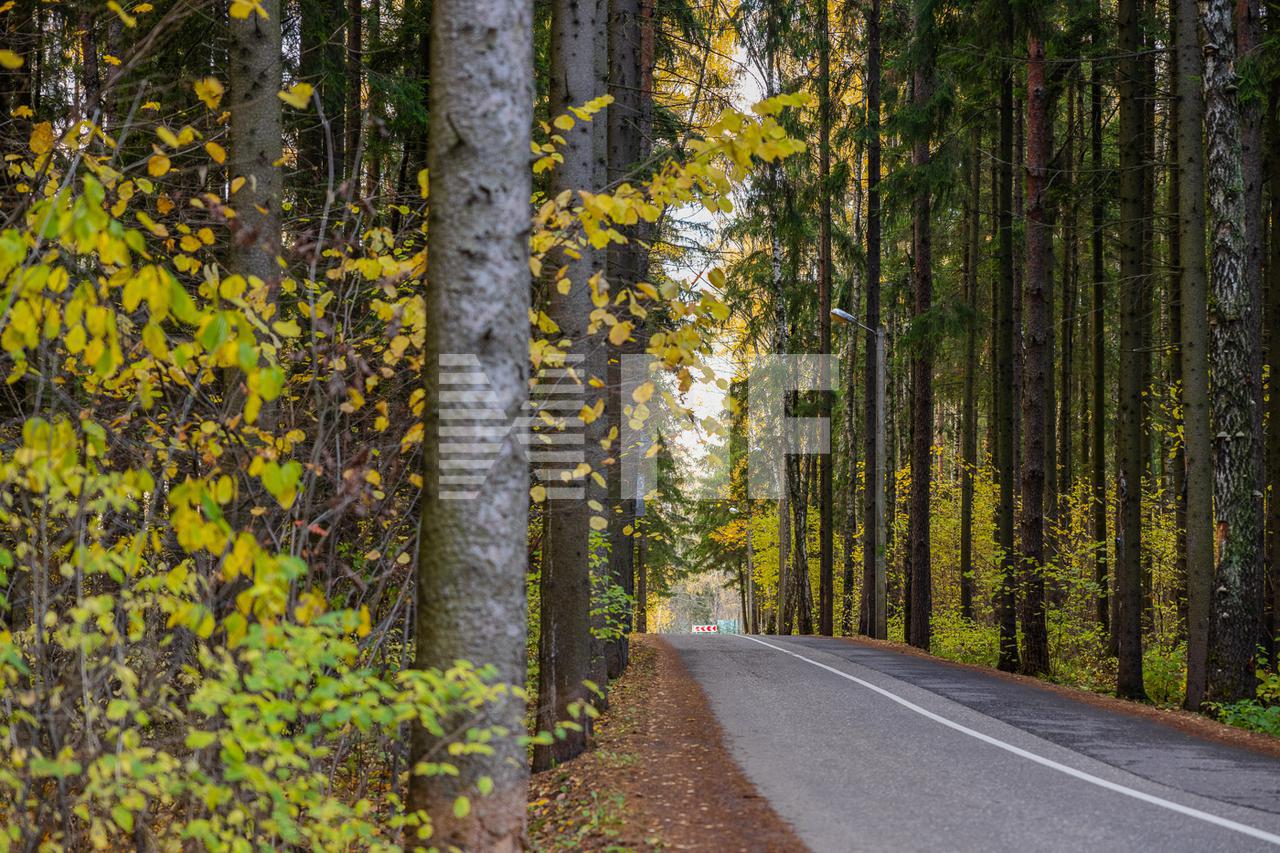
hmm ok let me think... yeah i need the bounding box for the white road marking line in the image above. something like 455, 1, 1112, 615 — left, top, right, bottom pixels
739, 634, 1280, 846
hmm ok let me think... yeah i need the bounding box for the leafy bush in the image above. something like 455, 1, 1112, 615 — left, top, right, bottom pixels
0, 78, 810, 846
929, 611, 1000, 667
1141, 643, 1186, 707
1212, 701, 1280, 737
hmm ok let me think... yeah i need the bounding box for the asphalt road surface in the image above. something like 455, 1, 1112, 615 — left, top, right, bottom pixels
664, 633, 1280, 852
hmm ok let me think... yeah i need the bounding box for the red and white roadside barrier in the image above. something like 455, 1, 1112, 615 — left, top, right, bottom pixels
691, 624, 719, 633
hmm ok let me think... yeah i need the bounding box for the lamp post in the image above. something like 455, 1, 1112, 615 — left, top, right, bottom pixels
831, 308, 887, 639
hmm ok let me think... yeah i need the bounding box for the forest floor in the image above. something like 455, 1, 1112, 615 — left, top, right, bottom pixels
527, 635, 805, 851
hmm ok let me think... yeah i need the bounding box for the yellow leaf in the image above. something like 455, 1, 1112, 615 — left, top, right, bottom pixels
179, 234, 201, 252
417, 168, 429, 199
579, 398, 603, 425
204, 141, 226, 163
194, 77, 224, 109
553, 114, 575, 131
29, 122, 53, 156
632, 381, 654, 404
608, 321, 632, 346
230, 175, 246, 194
156, 126, 180, 148
147, 153, 170, 177
229, 0, 267, 18
272, 319, 301, 337
531, 485, 547, 503
278, 82, 314, 109
0, 50, 23, 70
10, 104, 32, 118
589, 515, 607, 531
107, 0, 136, 27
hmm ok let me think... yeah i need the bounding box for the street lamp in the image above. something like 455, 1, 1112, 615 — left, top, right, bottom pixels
830, 308, 887, 640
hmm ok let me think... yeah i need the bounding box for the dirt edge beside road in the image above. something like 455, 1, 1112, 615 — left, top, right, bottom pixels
529, 635, 806, 851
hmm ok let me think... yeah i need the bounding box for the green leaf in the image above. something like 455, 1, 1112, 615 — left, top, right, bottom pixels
453, 796, 471, 819
112, 805, 134, 833
185, 730, 217, 749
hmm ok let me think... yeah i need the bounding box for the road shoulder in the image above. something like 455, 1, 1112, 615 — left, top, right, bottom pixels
528, 635, 806, 851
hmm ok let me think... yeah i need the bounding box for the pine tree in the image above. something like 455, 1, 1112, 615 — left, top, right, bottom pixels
408, 0, 532, 844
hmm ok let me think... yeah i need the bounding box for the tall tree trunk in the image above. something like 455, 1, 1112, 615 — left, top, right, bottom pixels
1236, 0, 1267, 658
996, 5, 1021, 673
1014, 97, 1025, 494
365, 0, 382, 197
587, 0, 611, 704
0, 0, 35, 195
345, 0, 363, 181
1203, 0, 1264, 703
605, 0, 643, 679
1114, 0, 1146, 700
789, 444, 815, 634
817, 0, 835, 637
1266, 11, 1280, 660
861, 0, 886, 640
1020, 25, 1051, 676
1167, 0, 1188, 642
534, 0, 604, 770
636, 516, 648, 632
1058, 75, 1078, 595
408, 0, 531, 845
1138, 0, 1157, 631
842, 140, 864, 636
960, 123, 980, 621
1091, 24, 1110, 637
1176, 0, 1212, 711
228, 0, 282, 288
907, 0, 935, 651
299, 0, 347, 202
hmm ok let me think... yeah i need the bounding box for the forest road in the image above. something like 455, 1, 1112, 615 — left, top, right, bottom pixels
663, 633, 1280, 853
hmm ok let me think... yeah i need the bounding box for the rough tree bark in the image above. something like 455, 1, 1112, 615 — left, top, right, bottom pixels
1090, 21, 1110, 637
299, 0, 347, 202
1236, 0, 1266, 657
1175, 0, 1212, 711
861, 0, 885, 640
1020, 24, 1051, 676
907, 0, 935, 651
534, 0, 605, 769
345, 0, 362, 180
1058, 75, 1077, 598
995, 4, 1020, 673
605, 0, 643, 678
817, 0, 834, 637
1114, 0, 1146, 700
1202, 0, 1264, 703
408, 0, 532, 846
960, 123, 980, 622
228, 0, 282, 287
1266, 11, 1280, 658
